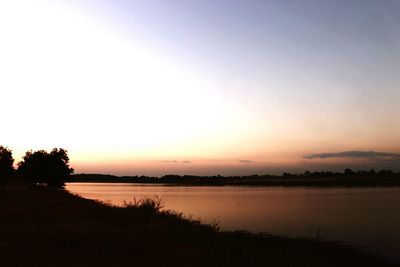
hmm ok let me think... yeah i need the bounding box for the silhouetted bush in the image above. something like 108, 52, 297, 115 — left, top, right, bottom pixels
0, 146, 14, 184
123, 196, 166, 214
17, 148, 74, 188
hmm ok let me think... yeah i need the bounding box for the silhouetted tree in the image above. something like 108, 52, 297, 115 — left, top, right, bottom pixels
17, 148, 74, 188
344, 168, 354, 176
0, 146, 14, 184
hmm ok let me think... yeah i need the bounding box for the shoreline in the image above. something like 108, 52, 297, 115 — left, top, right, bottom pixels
68, 181, 400, 188
70, 173, 400, 188
1, 184, 398, 266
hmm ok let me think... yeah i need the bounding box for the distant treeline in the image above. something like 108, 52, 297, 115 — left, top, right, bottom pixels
71, 169, 400, 187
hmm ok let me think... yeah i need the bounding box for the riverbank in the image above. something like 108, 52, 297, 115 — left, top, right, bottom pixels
0, 185, 397, 266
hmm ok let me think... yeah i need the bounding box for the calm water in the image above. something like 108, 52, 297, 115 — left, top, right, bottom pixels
66, 183, 400, 260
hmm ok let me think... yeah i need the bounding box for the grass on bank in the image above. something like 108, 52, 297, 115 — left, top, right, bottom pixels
0, 185, 398, 267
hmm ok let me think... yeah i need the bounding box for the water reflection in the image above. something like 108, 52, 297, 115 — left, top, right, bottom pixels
66, 183, 400, 260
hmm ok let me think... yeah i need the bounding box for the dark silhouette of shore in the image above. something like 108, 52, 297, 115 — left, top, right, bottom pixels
71, 169, 400, 187
0, 185, 397, 267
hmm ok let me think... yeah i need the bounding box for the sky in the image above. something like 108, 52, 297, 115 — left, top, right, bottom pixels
0, 0, 399, 175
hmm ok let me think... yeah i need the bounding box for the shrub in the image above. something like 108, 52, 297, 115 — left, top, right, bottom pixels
17, 148, 74, 188
123, 196, 166, 213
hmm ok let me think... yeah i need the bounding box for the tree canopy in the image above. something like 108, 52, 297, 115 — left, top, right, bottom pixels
0, 146, 14, 184
17, 148, 74, 188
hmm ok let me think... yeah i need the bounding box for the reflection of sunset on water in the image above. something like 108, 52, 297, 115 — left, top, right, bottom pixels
67, 183, 400, 260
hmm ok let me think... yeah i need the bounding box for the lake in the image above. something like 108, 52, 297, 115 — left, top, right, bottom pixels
66, 183, 400, 260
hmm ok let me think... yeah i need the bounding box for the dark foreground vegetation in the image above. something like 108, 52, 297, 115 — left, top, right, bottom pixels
1, 185, 398, 267
0, 146, 73, 188
71, 169, 400, 187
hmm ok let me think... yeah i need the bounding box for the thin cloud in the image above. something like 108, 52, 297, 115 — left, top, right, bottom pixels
239, 159, 252, 163
304, 151, 400, 161
157, 160, 191, 164
158, 160, 178, 163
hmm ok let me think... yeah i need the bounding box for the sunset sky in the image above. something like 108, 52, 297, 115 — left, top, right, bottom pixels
1, 0, 399, 175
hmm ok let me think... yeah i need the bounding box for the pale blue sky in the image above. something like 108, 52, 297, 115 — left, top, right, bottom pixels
79, 0, 400, 124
